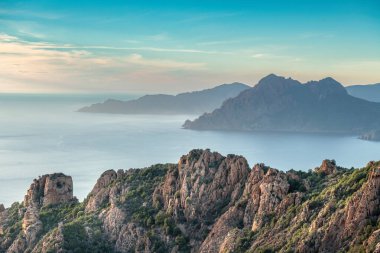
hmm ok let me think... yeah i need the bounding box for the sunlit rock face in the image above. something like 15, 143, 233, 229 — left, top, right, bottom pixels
315, 159, 338, 175
24, 173, 74, 208
5, 173, 75, 253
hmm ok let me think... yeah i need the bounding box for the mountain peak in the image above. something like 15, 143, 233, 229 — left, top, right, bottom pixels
184, 74, 380, 133
306, 77, 347, 97
320, 77, 339, 83
260, 73, 285, 82
255, 74, 300, 91
215, 82, 250, 89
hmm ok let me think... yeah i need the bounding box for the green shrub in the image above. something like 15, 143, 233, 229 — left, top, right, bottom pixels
175, 235, 188, 248
288, 178, 306, 193
235, 229, 255, 252
62, 217, 113, 253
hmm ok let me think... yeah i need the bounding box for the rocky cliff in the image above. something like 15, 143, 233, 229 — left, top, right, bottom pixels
1, 150, 380, 252
0, 173, 76, 253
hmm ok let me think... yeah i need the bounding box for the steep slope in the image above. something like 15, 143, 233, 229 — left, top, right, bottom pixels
1, 149, 380, 252
78, 82, 250, 115
347, 83, 380, 102
184, 74, 380, 134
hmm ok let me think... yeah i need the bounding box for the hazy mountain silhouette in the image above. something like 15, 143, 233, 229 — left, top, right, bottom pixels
346, 83, 380, 102
184, 74, 380, 134
78, 83, 249, 115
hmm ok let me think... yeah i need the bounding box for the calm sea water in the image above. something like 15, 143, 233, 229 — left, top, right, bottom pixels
1, 93, 380, 207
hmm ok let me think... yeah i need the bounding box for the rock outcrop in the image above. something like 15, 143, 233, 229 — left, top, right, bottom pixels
85, 170, 118, 213
1, 173, 75, 253
24, 173, 74, 207
1, 150, 380, 253
154, 149, 250, 250
315, 159, 338, 175
318, 165, 380, 251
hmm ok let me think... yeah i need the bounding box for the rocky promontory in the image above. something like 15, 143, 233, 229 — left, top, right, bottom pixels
183, 74, 380, 135
78, 83, 249, 115
1, 150, 380, 252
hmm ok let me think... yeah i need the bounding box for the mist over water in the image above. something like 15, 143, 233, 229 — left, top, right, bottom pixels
1, 93, 380, 207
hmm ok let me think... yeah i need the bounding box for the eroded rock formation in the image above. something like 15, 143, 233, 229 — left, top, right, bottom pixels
1, 173, 75, 253
1, 150, 380, 253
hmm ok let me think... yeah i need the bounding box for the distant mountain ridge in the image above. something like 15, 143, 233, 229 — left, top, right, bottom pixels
78, 82, 250, 115
346, 83, 380, 102
184, 74, 380, 134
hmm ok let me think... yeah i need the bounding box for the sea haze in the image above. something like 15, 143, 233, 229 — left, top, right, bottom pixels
1, 93, 380, 207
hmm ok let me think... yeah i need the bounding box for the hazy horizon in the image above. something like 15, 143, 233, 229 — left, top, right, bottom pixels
0, 76, 379, 96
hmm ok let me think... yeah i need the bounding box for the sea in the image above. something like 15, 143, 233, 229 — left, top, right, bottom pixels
1, 93, 380, 207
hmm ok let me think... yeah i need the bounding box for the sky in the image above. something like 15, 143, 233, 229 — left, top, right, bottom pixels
0, 0, 379, 93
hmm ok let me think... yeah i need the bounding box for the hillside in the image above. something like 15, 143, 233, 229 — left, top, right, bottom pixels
1, 149, 380, 252
78, 83, 250, 115
184, 74, 380, 134
347, 83, 380, 102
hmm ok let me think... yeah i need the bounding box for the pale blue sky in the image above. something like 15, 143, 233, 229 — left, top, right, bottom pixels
1, 0, 379, 93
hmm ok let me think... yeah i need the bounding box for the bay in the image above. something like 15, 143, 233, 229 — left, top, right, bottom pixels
1, 93, 379, 207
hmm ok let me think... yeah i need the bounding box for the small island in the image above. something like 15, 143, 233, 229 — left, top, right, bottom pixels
360, 129, 380, 141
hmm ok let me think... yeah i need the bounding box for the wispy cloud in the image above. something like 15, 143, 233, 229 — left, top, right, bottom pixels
41, 44, 232, 55
0, 33, 209, 92
251, 53, 266, 59
196, 37, 269, 46
0, 34, 222, 55
251, 52, 302, 62
125, 53, 205, 70
0, 33, 228, 56
18, 29, 45, 39
0, 34, 18, 42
